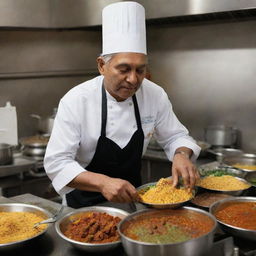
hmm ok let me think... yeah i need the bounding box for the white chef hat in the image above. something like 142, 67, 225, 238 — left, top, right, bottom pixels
102, 1, 147, 55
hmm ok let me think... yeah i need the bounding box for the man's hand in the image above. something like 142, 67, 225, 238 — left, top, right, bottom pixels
171, 150, 199, 188
100, 177, 138, 203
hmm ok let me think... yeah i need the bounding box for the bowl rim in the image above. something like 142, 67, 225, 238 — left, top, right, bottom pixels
55, 206, 129, 247
118, 206, 217, 246
0, 203, 52, 248
196, 176, 251, 192
209, 196, 256, 232
136, 180, 196, 208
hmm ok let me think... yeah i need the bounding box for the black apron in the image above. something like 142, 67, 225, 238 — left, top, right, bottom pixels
66, 85, 144, 208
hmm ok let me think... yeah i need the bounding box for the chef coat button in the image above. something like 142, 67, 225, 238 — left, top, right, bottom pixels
109, 105, 113, 109
133, 125, 136, 128
129, 102, 133, 106
111, 122, 114, 126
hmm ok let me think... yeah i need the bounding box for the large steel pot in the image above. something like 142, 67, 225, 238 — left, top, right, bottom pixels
204, 125, 237, 147
118, 207, 217, 256
0, 143, 13, 165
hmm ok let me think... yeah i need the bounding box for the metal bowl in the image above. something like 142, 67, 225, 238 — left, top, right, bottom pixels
197, 176, 251, 196
136, 181, 196, 209
0, 203, 51, 251
118, 207, 217, 256
199, 166, 245, 178
55, 206, 129, 252
222, 154, 256, 172
244, 171, 256, 187
210, 197, 256, 241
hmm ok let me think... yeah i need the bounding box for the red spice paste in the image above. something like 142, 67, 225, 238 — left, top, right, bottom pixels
214, 202, 256, 230
64, 212, 121, 243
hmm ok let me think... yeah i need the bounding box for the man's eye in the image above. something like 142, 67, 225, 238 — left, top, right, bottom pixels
137, 69, 145, 74
119, 69, 128, 74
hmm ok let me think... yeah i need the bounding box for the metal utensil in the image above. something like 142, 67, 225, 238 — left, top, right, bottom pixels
34, 205, 64, 228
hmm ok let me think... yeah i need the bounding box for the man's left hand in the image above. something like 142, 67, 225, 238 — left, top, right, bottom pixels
171, 152, 199, 188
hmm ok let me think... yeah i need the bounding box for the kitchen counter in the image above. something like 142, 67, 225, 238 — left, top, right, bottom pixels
1, 193, 250, 256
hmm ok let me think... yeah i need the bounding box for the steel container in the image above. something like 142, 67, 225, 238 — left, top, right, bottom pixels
0, 143, 13, 165
119, 207, 217, 256
0, 203, 51, 251
210, 197, 256, 241
55, 206, 129, 252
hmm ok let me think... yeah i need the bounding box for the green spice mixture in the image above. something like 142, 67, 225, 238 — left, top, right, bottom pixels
122, 210, 214, 244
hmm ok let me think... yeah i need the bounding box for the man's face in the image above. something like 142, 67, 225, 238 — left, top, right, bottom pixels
97, 53, 147, 101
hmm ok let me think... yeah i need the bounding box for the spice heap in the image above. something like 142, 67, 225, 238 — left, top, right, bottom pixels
123, 209, 214, 244
233, 164, 256, 171
214, 201, 256, 230
0, 212, 47, 244
138, 178, 193, 204
197, 175, 250, 191
64, 212, 121, 243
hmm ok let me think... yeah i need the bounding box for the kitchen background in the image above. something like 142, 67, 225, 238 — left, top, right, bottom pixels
1, 18, 255, 152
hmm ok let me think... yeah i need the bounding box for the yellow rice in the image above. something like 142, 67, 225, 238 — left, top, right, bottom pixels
197, 175, 250, 191
138, 178, 193, 204
0, 212, 47, 244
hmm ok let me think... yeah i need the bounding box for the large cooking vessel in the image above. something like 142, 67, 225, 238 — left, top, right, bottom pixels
0, 143, 13, 165
30, 108, 57, 135
19, 135, 49, 158
204, 125, 237, 148
118, 207, 217, 256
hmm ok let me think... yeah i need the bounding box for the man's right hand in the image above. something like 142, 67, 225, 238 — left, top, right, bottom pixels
100, 176, 138, 203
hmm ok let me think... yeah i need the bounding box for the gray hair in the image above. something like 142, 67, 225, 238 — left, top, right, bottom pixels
100, 53, 116, 64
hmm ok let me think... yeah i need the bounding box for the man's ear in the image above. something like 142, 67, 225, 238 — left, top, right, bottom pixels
97, 57, 105, 75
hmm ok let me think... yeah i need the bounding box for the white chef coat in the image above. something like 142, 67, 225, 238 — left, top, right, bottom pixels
44, 75, 201, 196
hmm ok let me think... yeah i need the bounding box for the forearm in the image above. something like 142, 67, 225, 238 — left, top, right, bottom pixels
68, 171, 108, 192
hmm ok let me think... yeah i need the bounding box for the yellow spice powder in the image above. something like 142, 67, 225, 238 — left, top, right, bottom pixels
139, 178, 193, 204
0, 212, 47, 244
197, 175, 250, 191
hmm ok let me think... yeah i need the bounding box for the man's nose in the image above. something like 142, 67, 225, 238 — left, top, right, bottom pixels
126, 71, 138, 85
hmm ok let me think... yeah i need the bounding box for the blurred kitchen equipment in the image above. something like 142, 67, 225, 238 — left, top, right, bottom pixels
204, 125, 238, 148
148, 137, 162, 151
30, 108, 57, 135
0, 102, 18, 145
197, 140, 211, 157
0, 143, 13, 165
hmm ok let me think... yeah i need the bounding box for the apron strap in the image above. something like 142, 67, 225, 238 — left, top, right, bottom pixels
101, 85, 107, 136
132, 94, 142, 130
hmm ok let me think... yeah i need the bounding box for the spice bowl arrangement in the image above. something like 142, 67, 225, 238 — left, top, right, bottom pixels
210, 197, 256, 241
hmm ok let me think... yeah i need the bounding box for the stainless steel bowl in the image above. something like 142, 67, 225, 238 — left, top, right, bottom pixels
222, 154, 256, 172
136, 181, 196, 209
244, 171, 256, 187
197, 176, 251, 196
55, 206, 129, 252
199, 166, 245, 178
210, 197, 256, 241
118, 207, 217, 256
0, 203, 51, 251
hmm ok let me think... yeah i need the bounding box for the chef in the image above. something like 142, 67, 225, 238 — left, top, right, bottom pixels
44, 2, 201, 208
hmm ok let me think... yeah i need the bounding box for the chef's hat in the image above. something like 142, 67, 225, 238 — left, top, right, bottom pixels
102, 1, 147, 55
